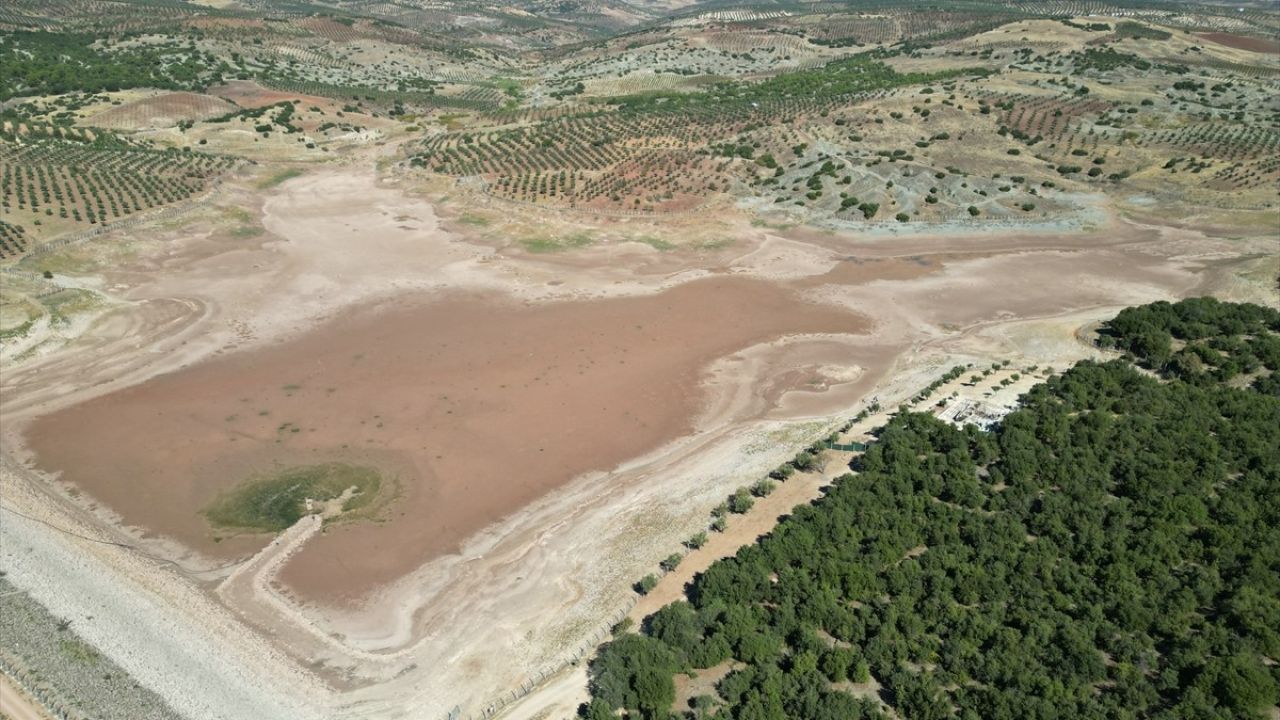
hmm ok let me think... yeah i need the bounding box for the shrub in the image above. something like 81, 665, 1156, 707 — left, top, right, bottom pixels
635, 574, 658, 595
751, 479, 777, 498
792, 451, 819, 472
770, 464, 795, 481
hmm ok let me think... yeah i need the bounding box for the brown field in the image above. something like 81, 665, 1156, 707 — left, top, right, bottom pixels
83, 92, 237, 131
1196, 31, 1280, 54
26, 277, 868, 601
208, 80, 339, 111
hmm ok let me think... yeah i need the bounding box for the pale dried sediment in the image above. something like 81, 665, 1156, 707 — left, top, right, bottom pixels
0, 460, 330, 720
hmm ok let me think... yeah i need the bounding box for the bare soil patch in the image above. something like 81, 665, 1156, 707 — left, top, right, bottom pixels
25, 278, 868, 603
1195, 32, 1280, 54
0, 671, 54, 720
208, 81, 338, 111
672, 661, 736, 713
83, 92, 236, 131
795, 254, 943, 287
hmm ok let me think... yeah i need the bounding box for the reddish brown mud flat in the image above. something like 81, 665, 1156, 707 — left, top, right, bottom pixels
25, 277, 867, 603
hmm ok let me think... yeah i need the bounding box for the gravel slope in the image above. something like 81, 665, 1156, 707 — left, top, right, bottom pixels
0, 463, 329, 720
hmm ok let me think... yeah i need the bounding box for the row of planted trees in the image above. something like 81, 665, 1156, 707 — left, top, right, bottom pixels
584, 298, 1280, 720
0, 140, 235, 229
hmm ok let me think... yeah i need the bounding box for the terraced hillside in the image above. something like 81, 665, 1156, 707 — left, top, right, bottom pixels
0, 1, 1275, 254
0, 127, 239, 241
412, 16, 1279, 225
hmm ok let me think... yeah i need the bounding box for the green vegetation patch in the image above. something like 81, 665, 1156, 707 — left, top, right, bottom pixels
205, 462, 383, 533
520, 232, 594, 254
437, 113, 469, 130
0, 296, 39, 339
42, 288, 100, 326
457, 212, 491, 226
1074, 47, 1152, 72
1101, 297, 1280, 390
692, 237, 734, 251
636, 236, 675, 251
1116, 21, 1172, 41
1, 31, 210, 100
490, 77, 524, 99
586, 299, 1280, 720
0, 318, 33, 340
611, 53, 989, 113
59, 637, 101, 664
256, 167, 305, 190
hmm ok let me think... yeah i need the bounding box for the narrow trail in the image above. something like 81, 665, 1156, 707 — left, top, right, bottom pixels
0, 672, 55, 720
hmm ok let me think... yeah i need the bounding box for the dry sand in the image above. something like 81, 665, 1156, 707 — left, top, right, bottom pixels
2, 155, 1276, 720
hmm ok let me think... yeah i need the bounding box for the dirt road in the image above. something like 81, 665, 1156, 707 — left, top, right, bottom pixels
0, 673, 53, 720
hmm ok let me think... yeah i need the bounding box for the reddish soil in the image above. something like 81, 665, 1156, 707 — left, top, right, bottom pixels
26, 277, 867, 602
1001, 98, 1111, 141
208, 81, 339, 111
1196, 32, 1280, 54
297, 17, 364, 41
87, 93, 237, 130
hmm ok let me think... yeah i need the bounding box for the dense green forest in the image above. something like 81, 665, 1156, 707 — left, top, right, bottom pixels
610, 53, 988, 114
0, 32, 213, 100
585, 299, 1280, 720
1101, 297, 1280, 393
